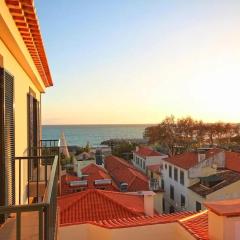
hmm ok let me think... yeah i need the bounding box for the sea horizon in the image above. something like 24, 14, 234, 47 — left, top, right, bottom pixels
42, 124, 152, 146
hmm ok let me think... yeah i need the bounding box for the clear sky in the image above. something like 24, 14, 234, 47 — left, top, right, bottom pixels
35, 0, 240, 125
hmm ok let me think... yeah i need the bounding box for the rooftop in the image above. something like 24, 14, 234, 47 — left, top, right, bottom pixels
189, 170, 240, 197
204, 198, 240, 217
58, 189, 194, 228
179, 211, 208, 240
104, 155, 150, 192
165, 152, 199, 170
134, 146, 163, 157
58, 189, 146, 226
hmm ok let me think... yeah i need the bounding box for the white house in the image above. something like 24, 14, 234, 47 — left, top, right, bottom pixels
132, 146, 168, 173
161, 149, 240, 213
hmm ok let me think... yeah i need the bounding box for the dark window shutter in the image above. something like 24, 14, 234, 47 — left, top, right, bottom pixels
0, 67, 15, 210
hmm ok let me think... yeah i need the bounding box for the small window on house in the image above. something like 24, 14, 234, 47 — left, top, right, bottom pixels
162, 198, 165, 212
196, 201, 202, 212
174, 167, 178, 182
161, 179, 164, 190
170, 185, 174, 200
143, 161, 145, 169
165, 164, 167, 169
151, 172, 153, 179
169, 165, 172, 178
181, 195, 185, 207
180, 171, 185, 185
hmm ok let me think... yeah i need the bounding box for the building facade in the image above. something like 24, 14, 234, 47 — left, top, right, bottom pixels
161, 149, 240, 213
132, 146, 167, 173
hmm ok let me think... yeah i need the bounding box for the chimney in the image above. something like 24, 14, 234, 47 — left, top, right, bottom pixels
140, 191, 156, 217
205, 199, 240, 240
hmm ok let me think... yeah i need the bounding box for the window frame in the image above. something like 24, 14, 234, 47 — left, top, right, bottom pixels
170, 185, 174, 200
169, 165, 172, 178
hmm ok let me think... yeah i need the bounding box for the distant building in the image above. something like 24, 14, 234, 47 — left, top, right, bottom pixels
105, 155, 163, 213
61, 163, 117, 195
132, 146, 168, 173
161, 149, 240, 213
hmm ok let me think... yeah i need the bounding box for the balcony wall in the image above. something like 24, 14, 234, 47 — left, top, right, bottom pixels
59, 222, 189, 240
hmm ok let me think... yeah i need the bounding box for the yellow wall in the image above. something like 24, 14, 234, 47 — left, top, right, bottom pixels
60, 222, 183, 240
0, 1, 49, 204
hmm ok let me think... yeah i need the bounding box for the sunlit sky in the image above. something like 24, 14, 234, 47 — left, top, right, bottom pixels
36, 0, 240, 125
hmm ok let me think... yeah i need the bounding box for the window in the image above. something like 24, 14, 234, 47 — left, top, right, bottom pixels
180, 170, 185, 185
165, 164, 167, 169
0, 67, 15, 224
169, 165, 172, 178
181, 195, 186, 207
151, 172, 153, 179
143, 161, 145, 169
140, 159, 142, 167
174, 167, 178, 181
170, 185, 174, 200
161, 179, 164, 190
162, 198, 165, 212
196, 201, 202, 212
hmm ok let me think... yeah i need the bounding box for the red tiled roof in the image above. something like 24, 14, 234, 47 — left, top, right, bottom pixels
165, 152, 198, 170
61, 164, 118, 195
58, 189, 145, 225
5, 0, 53, 87
58, 189, 194, 228
90, 211, 194, 229
82, 163, 111, 180
225, 152, 240, 173
179, 211, 208, 240
134, 146, 162, 157
204, 199, 240, 217
82, 163, 118, 191
61, 174, 82, 196
104, 155, 150, 191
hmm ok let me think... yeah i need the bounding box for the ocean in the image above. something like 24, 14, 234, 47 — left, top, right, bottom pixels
42, 124, 151, 146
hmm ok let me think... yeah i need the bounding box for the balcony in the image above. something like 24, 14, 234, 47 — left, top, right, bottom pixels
149, 178, 162, 191
0, 140, 60, 240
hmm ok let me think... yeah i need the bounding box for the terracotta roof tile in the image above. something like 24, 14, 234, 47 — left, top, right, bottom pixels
58, 189, 194, 228
165, 152, 199, 170
134, 146, 163, 157
58, 189, 145, 225
61, 164, 118, 195
104, 155, 150, 191
179, 211, 208, 240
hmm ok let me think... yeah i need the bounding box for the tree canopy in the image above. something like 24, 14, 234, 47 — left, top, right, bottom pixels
144, 116, 240, 156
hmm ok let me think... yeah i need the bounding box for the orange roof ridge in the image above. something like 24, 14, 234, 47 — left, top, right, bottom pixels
60, 211, 195, 229
179, 211, 208, 240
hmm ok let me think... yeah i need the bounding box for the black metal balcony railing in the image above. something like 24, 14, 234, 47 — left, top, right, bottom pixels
0, 140, 60, 240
